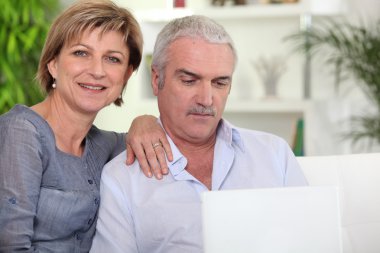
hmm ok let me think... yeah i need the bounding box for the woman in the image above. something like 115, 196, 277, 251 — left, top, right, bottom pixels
0, 0, 170, 251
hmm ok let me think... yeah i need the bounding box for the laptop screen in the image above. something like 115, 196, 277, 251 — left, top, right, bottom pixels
202, 186, 342, 253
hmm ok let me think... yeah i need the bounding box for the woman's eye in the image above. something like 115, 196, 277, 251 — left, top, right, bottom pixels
107, 56, 121, 63
73, 50, 87, 57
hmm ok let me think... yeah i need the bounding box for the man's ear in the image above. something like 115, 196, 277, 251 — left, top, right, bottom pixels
151, 67, 160, 96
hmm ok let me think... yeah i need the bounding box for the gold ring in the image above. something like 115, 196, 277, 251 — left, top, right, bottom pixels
152, 142, 162, 149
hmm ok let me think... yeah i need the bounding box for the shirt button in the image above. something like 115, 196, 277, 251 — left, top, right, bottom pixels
76, 234, 81, 240
88, 218, 92, 225
8, 197, 17, 204
88, 179, 93, 185
94, 198, 99, 205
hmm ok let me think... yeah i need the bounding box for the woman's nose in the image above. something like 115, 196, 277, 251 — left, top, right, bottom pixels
89, 57, 106, 78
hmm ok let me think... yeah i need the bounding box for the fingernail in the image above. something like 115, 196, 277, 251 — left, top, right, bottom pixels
148, 172, 152, 178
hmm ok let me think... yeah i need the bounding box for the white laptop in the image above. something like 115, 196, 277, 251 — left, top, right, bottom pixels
202, 186, 342, 253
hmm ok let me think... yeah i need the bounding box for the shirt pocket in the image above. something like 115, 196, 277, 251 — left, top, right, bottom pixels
34, 187, 96, 240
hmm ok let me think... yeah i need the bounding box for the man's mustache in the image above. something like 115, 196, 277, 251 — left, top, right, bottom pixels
187, 106, 216, 116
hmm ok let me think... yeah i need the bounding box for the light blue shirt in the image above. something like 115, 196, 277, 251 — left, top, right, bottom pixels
90, 119, 307, 253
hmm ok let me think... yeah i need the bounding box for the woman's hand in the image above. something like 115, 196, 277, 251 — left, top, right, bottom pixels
126, 115, 173, 179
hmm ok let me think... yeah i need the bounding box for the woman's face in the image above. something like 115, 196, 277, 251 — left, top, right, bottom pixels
47, 27, 133, 116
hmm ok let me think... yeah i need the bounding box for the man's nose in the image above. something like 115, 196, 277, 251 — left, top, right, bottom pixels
196, 82, 213, 106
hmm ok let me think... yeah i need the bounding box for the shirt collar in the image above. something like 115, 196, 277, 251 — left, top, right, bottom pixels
217, 119, 245, 153
157, 117, 245, 173
156, 118, 186, 173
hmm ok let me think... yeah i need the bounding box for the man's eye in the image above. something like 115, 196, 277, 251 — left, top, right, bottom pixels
107, 56, 120, 63
73, 50, 87, 57
182, 79, 195, 85
214, 80, 230, 88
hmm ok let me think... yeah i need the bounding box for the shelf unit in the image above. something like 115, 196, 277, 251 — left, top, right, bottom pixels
225, 99, 307, 113
134, 1, 346, 22
130, 97, 307, 114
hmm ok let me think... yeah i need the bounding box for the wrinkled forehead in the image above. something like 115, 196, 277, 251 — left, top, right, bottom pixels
173, 36, 236, 62
168, 38, 235, 71
165, 38, 235, 79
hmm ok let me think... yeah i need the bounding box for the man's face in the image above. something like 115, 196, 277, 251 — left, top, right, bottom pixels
152, 37, 234, 145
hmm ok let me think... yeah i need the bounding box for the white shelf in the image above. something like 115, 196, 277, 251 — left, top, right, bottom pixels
135, 98, 307, 114
134, 1, 346, 23
225, 99, 307, 113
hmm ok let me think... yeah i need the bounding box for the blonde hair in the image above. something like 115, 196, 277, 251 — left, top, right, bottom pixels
37, 0, 143, 106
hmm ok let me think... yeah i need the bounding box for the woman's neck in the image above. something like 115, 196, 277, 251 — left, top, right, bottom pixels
31, 97, 95, 157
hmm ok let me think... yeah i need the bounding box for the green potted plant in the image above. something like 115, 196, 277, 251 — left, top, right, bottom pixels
286, 18, 380, 145
0, 0, 59, 115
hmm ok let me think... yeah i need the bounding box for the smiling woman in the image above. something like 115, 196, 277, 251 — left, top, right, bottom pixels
0, 0, 172, 252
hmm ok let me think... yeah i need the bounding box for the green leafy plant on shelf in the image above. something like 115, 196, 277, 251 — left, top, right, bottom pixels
286, 18, 380, 145
0, 0, 59, 115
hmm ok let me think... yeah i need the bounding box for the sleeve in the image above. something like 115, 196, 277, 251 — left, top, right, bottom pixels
280, 138, 309, 186
90, 126, 126, 160
110, 132, 126, 159
0, 118, 43, 251
90, 163, 138, 253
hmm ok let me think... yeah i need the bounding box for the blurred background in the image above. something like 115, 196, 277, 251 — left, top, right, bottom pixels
1, 0, 379, 156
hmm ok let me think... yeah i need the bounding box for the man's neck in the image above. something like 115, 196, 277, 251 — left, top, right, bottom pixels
184, 144, 215, 190
173, 136, 216, 190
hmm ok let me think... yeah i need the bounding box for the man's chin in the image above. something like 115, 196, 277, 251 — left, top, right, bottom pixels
186, 129, 215, 142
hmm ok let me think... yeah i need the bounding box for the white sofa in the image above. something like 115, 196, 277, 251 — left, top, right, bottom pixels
297, 153, 380, 253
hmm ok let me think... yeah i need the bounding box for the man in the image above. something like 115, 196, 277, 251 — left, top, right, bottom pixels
90, 15, 307, 253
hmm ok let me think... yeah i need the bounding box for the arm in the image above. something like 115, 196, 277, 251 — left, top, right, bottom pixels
0, 119, 42, 251
90, 163, 138, 253
126, 115, 173, 179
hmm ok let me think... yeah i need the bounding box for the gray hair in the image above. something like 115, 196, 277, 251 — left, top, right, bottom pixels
151, 15, 237, 88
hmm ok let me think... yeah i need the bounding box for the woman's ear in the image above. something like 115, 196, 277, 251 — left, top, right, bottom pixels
47, 58, 58, 79
124, 65, 134, 83
151, 67, 159, 96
